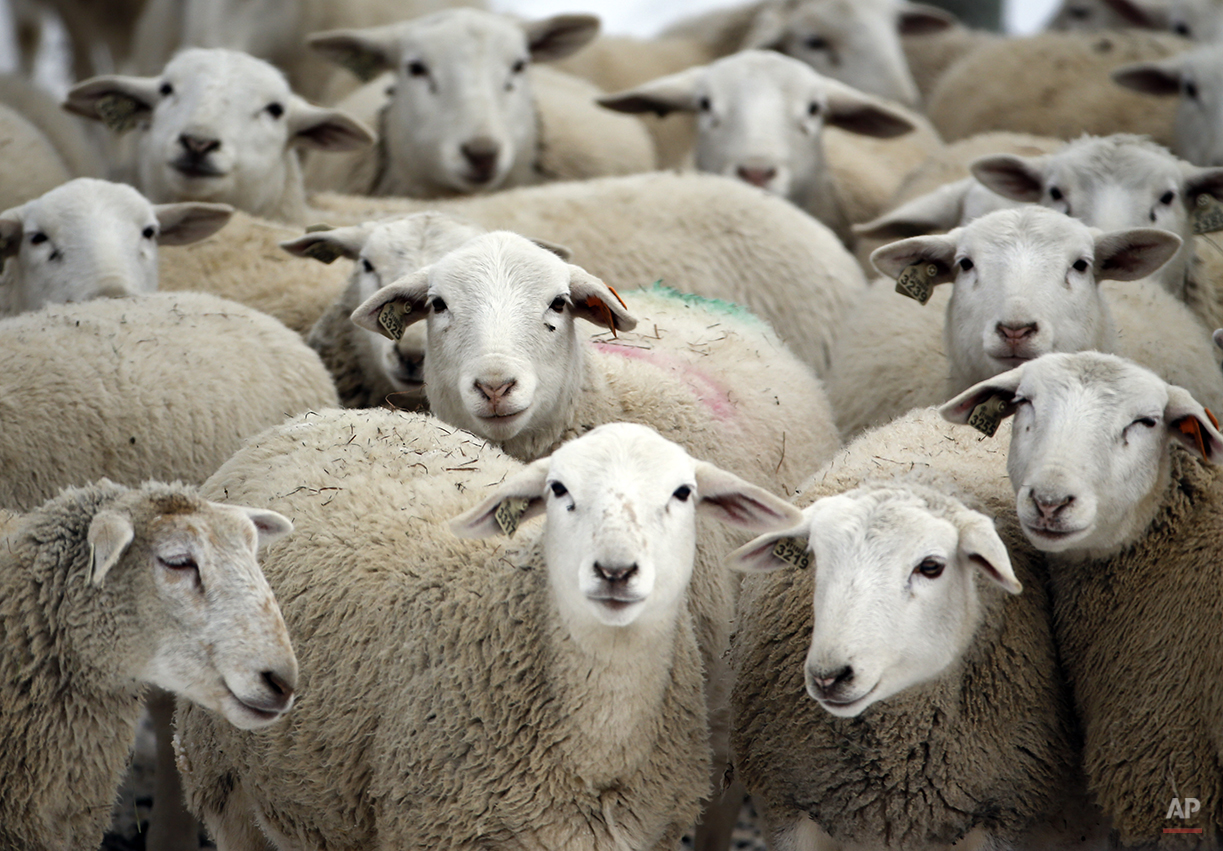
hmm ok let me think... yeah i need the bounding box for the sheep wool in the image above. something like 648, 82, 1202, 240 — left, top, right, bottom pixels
176, 409, 710, 850
732, 408, 1080, 848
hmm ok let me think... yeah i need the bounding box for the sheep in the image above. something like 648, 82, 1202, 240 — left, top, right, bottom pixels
1168, 0, 1223, 40
941, 350, 1223, 846
171, 411, 802, 850
0, 74, 105, 182
926, 30, 1190, 145
0, 478, 296, 851
824, 206, 1219, 438
64, 48, 375, 225
0, 291, 338, 512
970, 133, 1223, 330
1046, 0, 1170, 30
900, 23, 999, 102
302, 10, 654, 198
286, 212, 488, 409
726, 407, 1091, 851
1113, 45, 1223, 169
597, 50, 930, 243
1, 177, 232, 315
0, 103, 74, 214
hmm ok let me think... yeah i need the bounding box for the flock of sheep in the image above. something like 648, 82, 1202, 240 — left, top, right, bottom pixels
3, 0, 1223, 849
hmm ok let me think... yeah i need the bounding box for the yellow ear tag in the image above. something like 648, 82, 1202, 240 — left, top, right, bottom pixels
494, 497, 531, 537
895, 262, 940, 305
1193, 194, 1223, 235
772, 536, 812, 570
967, 395, 1010, 437
96, 93, 144, 133
377, 302, 408, 341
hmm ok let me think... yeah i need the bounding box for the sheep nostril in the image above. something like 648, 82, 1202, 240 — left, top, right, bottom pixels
736, 166, 777, 188
262, 669, 294, 701
179, 133, 220, 157
810, 664, 854, 692
594, 562, 638, 583
1032, 493, 1074, 520
996, 322, 1038, 343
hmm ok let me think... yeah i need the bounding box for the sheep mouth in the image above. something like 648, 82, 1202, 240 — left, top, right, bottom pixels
814, 683, 877, 712
989, 353, 1036, 369
170, 159, 226, 179
1023, 522, 1085, 543
477, 408, 526, 422
225, 687, 289, 724
588, 593, 644, 610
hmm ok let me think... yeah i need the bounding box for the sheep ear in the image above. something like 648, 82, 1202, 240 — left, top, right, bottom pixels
853, 180, 973, 241
940, 367, 1025, 434
741, 5, 787, 51
1093, 228, 1182, 282
1112, 58, 1183, 97
236, 507, 294, 549
154, 202, 233, 246
0, 217, 21, 263
694, 461, 803, 531
597, 67, 704, 117
288, 98, 375, 152
528, 237, 573, 261
955, 509, 1021, 594
971, 154, 1046, 202
568, 267, 637, 332
450, 458, 550, 539
63, 74, 159, 132
87, 510, 134, 586
1098, 0, 1168, 27
823, 85, 915, 139
350, 269, 431, 341
869, 232, 958, 284
727, 524, 812, 573
308, 27, 400, 81
898, 2, 958, 34
280, 224, 372, 264
1166, 384, 1223, 462
524, 14, 601, 62
1184, 166, 1223, 206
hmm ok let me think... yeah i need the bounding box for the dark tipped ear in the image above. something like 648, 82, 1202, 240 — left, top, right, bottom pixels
568, 267, 636, 333
63, 74, 159, 133
1101, 0, 1168, 27
1166, 384, 1223, 462
971, 154, 1046, 202
308, 28, 400, 81
153, 202, 233, 246
350, 269, 431, 341
853, 180, 973, 241
597, 67, 704, 117
939, 367, 1026, 425
898, 2, 958, 34
450, 458, 550, 538
869, 232, 958, 282
528, 237, 573, 261
288, 98, 376, 152
694, 461, 804, 531
524, 14, 601, 62
1093, 228, 1183, 282
823, 88, 915, 139
1112, 60, 1184, 97
1184, 166, 1223, 205
280, 224, 372, 264
955, 509, 1021, 594
0, 217, 21, 263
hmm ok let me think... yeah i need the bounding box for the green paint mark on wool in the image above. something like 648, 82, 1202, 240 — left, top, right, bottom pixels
629, 281, 762, 324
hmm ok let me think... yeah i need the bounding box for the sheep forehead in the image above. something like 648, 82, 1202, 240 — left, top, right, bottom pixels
16, 179, 155, 235
390, 9, 526, 63
1019, 352, 1169, 421
960, 207, 1093, 264
809, 490, 960, 573
706, 51, 825, 103
163, 48, 292, 102
362, 214, 486, 270
148, 502, 261, 572
548, 424, 696, 505
781, 0, 897, 27
430, 231, 569, 302
1050, 136, 1183, 194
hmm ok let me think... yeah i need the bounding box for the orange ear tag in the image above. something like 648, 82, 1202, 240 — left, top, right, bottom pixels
1206, 407, 1219, 430
1179, 416, 1208, 459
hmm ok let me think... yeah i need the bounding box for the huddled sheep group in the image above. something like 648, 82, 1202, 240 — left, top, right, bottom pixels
4, 1, 1223, 851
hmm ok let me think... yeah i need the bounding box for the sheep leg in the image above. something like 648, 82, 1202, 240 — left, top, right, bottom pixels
146, 688, 202, 851
692, 778, 745, 851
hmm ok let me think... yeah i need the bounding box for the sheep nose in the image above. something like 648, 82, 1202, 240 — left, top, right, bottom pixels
996, 322, 1038, 344
808, 664, 854, 694
594, 561, 638, 583
474, 379, 515, 403
461, 137, 500, 183
1032, 491, 1074, 520
259, 668, 296, 711
736, 165, 776, 188
179, 133, 221, 157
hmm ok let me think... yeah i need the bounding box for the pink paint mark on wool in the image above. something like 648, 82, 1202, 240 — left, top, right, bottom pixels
593, 342, 736, 421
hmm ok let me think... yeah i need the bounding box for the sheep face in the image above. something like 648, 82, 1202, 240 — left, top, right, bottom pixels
1169, 0, 1223, 40
871, 206, 1181, 390
729, 486, 1019, 717
739, 0, 955, 109
65, 49, 373, 220
942, 352, 1223, 556
310, 10, 599, 196
1114, 50, 1223, 174
598, 51, 913, 218
973, 135, 1223, 294
349, 231, 636, 457
0, 178, 231, 313
452, 422, 802, 634
89, 488, 297, 730
1047, 0, 1168, 31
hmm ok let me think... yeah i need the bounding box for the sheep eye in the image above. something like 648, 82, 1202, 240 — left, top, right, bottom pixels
1132, 416, 1158, 428
1175, 21, 1192, 36
958, 257, 973, 272
361, 258, 374, 274
430, 297, 447, 312
511, 58, 527, 74
1073, 259, 1089, 273
159, 81, 173, 97
266, 102, 284, 119
29, 232, 47, 245
159, 554, 198, 571
407, 60, 428, 77
672, 485, 692, 502
550, 481, 568, 498
549, 296, 566, 313
804, 34, 829, 50
142, 225, 157, 239
1186, 80, 1199, 100
807, 102, 820, 116
698, 96, 712, 112
1160, 190, 1176, 205
914, 557, 944, 579
1049, 186, 1064, 201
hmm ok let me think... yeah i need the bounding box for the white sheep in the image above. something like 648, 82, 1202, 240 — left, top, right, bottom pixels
302, 10, 655, 198
1046, 0, 1169, 30
597, 50, 926, 243
0, 479, 295, 851
0, 102, 74, 213
0, 291, 338, 512
1114, 45, 1223, 169
0, 73, 106, 182
942, 350, 1223, 845
64, 48, 375, 224
824, 206, 1219, 437
1, 177, 232, 315
927, 30, 1190, 145
173, 411, 801, 849
727, 408, 1096, 849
